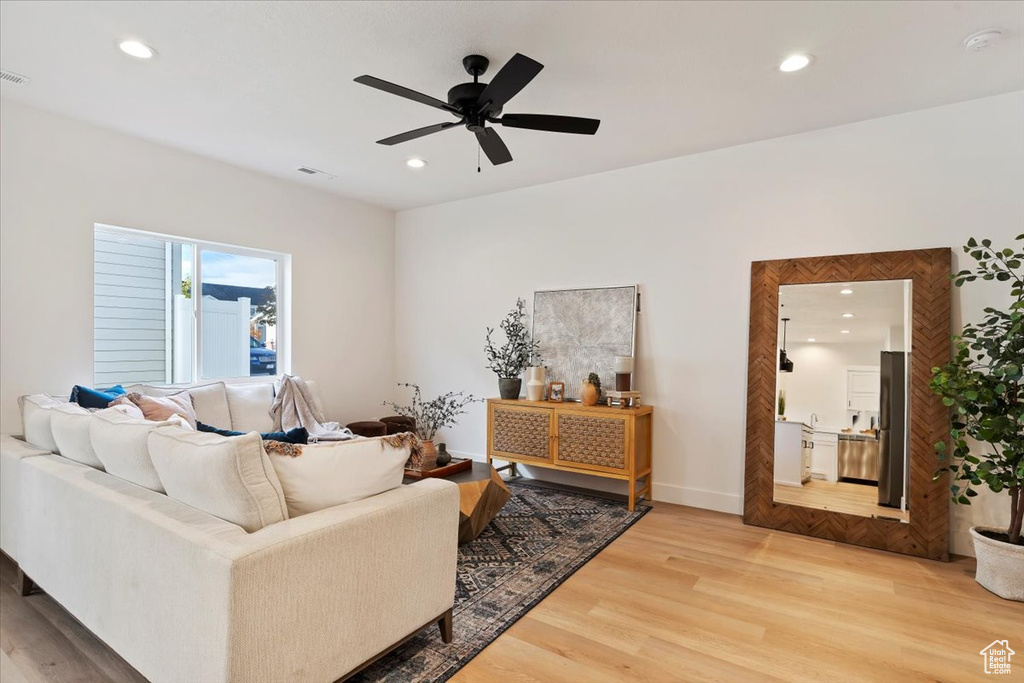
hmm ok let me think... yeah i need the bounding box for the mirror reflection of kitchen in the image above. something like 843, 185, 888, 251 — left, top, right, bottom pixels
773, 280, 912, 523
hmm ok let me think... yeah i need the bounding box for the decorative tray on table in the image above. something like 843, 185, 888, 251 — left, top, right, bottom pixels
404, 457, 472, 479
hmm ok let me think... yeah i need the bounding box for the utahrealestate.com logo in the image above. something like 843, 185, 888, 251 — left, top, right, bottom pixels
980, 640, 1015, 675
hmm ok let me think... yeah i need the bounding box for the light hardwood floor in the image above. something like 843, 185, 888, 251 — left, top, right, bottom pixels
774, 479, 911, 523
2, 503, 1021, 683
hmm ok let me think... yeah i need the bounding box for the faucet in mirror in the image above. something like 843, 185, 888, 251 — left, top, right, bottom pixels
772, 279, 913, 523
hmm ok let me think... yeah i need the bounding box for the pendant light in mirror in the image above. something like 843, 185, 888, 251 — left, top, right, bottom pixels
779, 317, 794, 373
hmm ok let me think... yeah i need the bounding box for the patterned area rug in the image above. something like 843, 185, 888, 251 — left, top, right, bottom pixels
352, 480, 651, 682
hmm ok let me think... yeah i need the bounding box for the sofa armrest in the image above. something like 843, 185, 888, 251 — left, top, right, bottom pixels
1, 435, 51, 560
223, 479, 460, 682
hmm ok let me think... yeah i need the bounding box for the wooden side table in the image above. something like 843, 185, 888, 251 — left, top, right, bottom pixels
486, 398, 653, 511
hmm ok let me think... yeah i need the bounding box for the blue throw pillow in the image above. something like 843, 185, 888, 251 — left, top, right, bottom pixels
196, 422, 308, 445
70, 384, 127, 409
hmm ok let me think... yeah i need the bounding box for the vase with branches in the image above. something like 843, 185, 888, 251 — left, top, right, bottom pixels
485, 298, 542, 399
930, 234, 1023, 600
777, 390, 787, 419
383, 383, 481, 464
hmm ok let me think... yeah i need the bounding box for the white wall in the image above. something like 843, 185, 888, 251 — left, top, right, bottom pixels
395, 92, 1023, 556
779, 342, 881, 428
0, 100, 396, 431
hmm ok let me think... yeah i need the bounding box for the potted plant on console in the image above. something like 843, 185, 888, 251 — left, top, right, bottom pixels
930, 235, 1023, 601
384, 383, 481, 468
485, 298, 543, 400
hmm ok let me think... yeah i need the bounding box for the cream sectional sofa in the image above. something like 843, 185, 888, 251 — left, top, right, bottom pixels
0, 380, 460, 683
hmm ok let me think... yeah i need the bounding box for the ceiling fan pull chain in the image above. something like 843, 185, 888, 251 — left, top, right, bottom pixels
477, 141, 481, 173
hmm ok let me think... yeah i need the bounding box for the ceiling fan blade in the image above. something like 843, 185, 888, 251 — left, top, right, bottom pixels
475, 127, 513, 165
476, 53, 543, 114
376, 121, 462, 146
499, 114, 601, 135
354, 75, 459, 114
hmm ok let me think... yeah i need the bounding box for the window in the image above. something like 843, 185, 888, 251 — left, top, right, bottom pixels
94, 225, 288, 386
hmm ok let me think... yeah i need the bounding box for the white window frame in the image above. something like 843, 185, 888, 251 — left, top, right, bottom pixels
95, 223, 291, 386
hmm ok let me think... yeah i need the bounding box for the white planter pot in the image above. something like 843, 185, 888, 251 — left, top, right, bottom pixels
970, 526, 1024, 602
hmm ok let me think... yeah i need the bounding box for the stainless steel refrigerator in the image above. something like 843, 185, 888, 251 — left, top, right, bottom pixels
878, 351, 908, 509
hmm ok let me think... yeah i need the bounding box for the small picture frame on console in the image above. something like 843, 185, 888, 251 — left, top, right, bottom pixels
547, 382, 565, 402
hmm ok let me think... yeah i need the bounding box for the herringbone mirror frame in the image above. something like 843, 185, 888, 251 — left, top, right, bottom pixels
743, 248, 952, 561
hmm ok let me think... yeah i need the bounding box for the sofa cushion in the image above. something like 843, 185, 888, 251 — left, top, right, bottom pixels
148, 428, 288, 532
50, 404, 104, 470
18, 394, 68, 453
225, 383, 275, 432
90, 408, 185, 492
266, 437, 408, 517
187, 382, 231, 428
69, 384, 126, 409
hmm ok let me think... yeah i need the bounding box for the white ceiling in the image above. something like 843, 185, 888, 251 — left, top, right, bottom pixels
779, 280, 909, 345
1, 1, 1022, 211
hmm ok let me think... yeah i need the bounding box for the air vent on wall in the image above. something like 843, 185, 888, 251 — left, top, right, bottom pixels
296, 166, 337, 179
0, 69, 30, 86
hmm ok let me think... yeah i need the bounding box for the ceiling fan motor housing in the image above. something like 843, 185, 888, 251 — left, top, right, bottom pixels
447, 82, 501, 127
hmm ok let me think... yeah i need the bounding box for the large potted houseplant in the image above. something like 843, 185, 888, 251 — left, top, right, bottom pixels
484, 298, 542, 400
383, 383, 481, 468
930, 235, 1023, 601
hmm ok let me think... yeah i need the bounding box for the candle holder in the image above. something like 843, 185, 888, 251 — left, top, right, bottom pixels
614, 355, 634, 391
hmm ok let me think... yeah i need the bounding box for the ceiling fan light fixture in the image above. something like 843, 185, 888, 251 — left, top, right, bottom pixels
405, 158, 427, 169
119, 40, 156, 59
779, 54, 811, 72
779, 317, 794, 373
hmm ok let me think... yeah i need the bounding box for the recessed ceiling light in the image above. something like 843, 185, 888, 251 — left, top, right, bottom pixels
119, 40, 156, 59
405, 158, 427, 169
807, 338, 816, 342
840, 288, 853, 295
841, 313, 854, 318
840, 330, 851, 334
779, 54, 812, 73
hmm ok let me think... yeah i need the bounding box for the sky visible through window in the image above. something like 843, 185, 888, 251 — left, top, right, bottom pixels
191, 251, 276, 288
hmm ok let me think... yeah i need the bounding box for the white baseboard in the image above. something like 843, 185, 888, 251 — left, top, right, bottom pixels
652, 482, 743, 515
456, 451, 743, 516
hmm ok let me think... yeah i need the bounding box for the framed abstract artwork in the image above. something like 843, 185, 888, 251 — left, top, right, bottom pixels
532, 285, 638, 401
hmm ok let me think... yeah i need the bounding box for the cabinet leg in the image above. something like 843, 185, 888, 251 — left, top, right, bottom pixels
628, 479, 636, 512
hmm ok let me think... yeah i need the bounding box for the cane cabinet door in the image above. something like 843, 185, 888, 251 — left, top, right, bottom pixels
488, 403, 554, 464
553, 411, 630, 475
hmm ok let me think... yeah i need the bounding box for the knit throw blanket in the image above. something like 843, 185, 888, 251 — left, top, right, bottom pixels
264, 430, 424, 468
270, 375, 355, 442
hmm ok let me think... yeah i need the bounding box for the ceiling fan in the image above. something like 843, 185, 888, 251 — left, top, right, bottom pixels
354, 53, 600, 167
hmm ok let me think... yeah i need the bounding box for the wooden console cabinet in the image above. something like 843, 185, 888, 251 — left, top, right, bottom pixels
486, 398, 653, 511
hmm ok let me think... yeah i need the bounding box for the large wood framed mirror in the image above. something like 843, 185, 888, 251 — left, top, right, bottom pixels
743, 248, 952, 560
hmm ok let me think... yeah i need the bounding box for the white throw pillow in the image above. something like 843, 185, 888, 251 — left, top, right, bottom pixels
90, 408, 184, 492
225, 383, 275, 432
148, 428, 288, 532
18, 394, 68, 453
50, 404, 104, 469
267, 437, 409, 517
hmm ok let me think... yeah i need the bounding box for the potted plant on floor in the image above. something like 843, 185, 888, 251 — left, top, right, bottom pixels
930, 235, 1023, 601
384, 383, 481, 468
485, 298, 543, 400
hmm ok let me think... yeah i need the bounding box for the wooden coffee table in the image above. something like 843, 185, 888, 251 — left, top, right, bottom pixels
407, 460, 510, 544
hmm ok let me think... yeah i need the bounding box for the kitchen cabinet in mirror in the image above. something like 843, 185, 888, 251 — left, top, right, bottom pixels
744, 248, 952, 560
